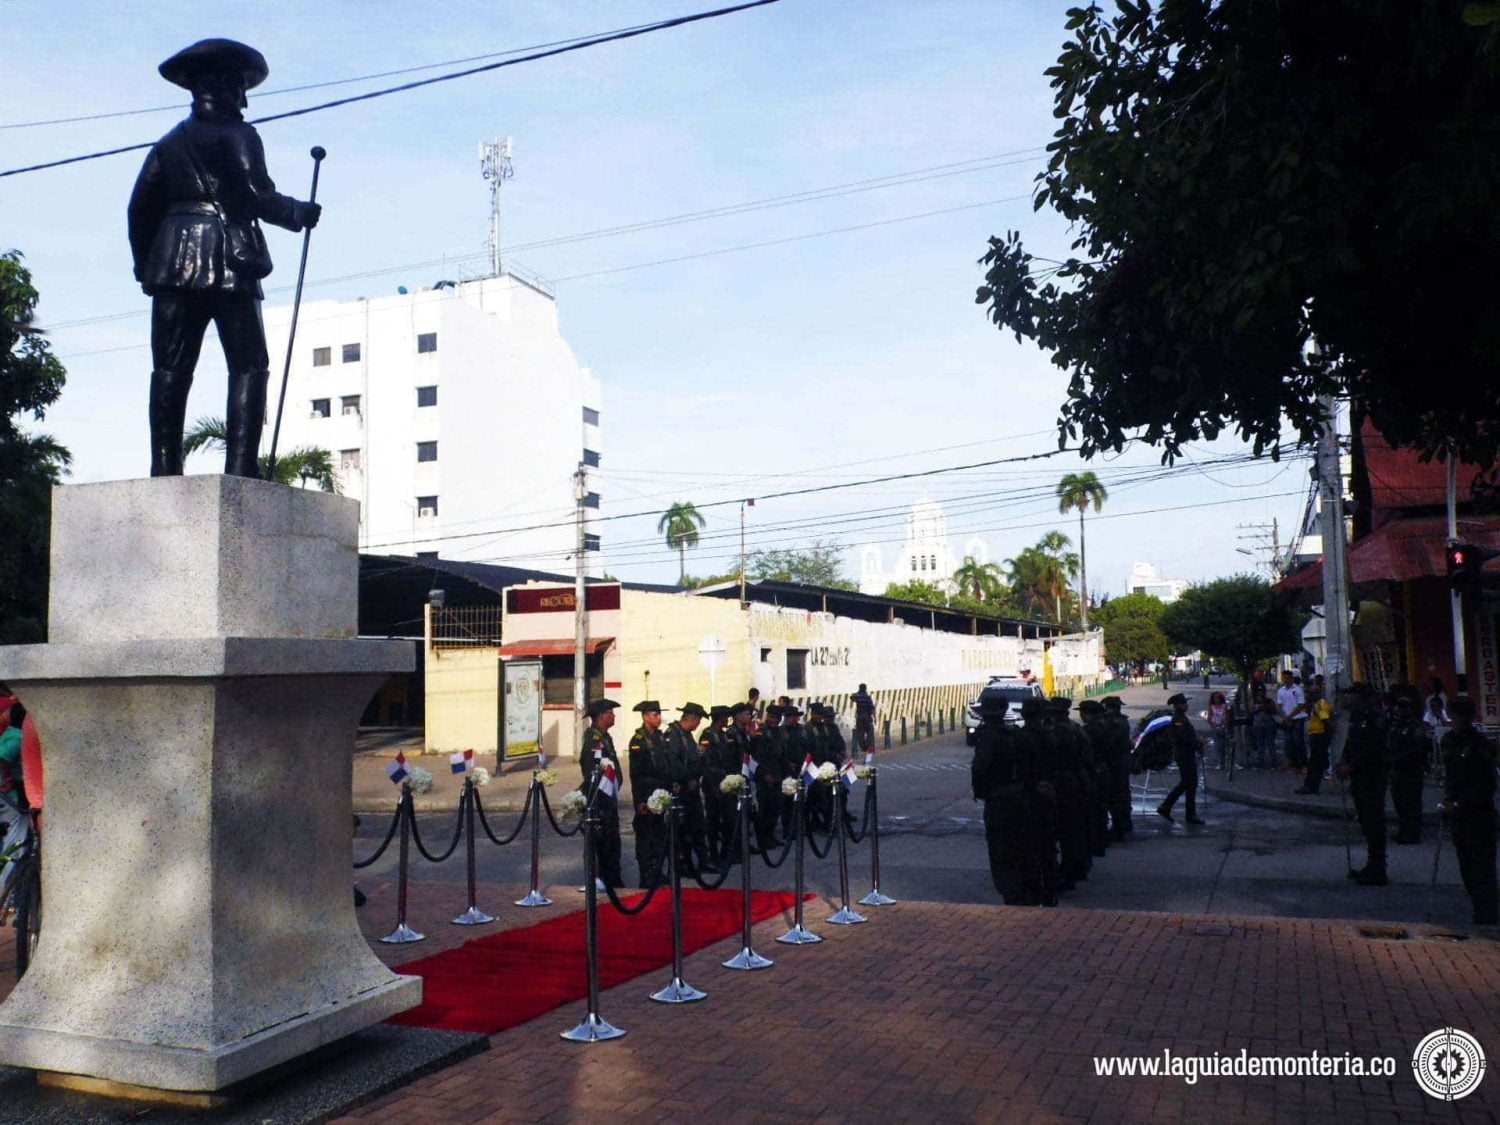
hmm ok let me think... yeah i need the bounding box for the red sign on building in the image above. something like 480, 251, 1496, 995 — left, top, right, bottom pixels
506, 584, 621, 615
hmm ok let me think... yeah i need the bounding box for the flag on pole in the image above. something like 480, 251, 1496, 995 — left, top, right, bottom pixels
599, 761, 620, 799
741, 751, 757, 780
387, 752, 409, 785
1133, 715, 1173, 750
840, 759, 857, 791
801, 753, 819, 787
864, 749, 875, 766
449, 748, 475, 774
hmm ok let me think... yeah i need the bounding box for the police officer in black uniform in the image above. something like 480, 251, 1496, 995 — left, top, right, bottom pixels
1078, 699, 1115, 854
1046, 697, 1094, 879
1386, 691, 1427, 845
665, 702, 713, 872
973, 695, 1036, 904
699, 705, 737, 867
1018, 697, 1062, 897
1156, 693, 1205, 825
726, 702, 764, 850
1100, 696, 1135, 839
627, 700, 672, 888
579, 698, 624, 889
1337, 682, 1390, 885
1438, 695, 1498, 925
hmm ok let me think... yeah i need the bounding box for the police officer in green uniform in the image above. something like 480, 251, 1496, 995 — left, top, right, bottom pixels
627, 700, 673, 888
1100, 696, 1135, 838
579, 698, 624, 889
1156, 693, 1205, 825
1386, 691, 1427, 845
727, 702, 765, 851
664, 702, 714, 872
1337, 682, 1389, 885
699, 705, 738, 867
1438, 694, 1498, 924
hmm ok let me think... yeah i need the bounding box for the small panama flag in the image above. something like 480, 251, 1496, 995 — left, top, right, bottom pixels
741, 751, 757, 780
801, 752, 819, 787
840, 759, 857, 791
865, 748, 876, 767
449, 748, 475, 774
387, 751, 409, 785
599, 760, 620, 799
1133, 714, 1173, 750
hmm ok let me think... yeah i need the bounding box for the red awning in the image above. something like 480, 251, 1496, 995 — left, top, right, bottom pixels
1276, 517, 1500, 595
497, 637, 614, 658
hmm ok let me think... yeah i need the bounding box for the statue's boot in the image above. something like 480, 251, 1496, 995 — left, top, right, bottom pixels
148, 368, 192, 476
225, 367, 269, 479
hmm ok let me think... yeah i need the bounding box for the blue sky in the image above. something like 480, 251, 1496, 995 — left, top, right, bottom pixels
4, 0, 1310, 595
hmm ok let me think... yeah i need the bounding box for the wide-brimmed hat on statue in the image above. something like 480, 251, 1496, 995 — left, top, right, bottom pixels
159, 39, 270, 91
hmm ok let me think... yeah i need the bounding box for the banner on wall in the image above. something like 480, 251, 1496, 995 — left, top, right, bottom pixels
1476, 611, 1500, 729
502, 659, 544, 761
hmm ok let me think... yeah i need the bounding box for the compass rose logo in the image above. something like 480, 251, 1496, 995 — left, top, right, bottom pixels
1413, 1028, 1486, 1101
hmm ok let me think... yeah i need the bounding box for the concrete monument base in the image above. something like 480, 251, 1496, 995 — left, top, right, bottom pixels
0, 476, 420, 1092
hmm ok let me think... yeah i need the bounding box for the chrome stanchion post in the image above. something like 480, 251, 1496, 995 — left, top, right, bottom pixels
452, 779, 494, 925
827, 781, 867, 925
381, 785, 425, 944
516, 774, 552, 908
722, 791, 773, 970
652, 799, 708, 1002
858, 766, 896, 907
561, 801, 625, 1041
777, 781, 821, 945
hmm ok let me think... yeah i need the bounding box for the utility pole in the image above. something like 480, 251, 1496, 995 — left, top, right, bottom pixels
739, 499, 753, 608
573, 462, 588, 750
1236, 518, 1283, 578
479, 137, 514, 278
1447, 454, 1468, 694
1315, 393, 1353, 697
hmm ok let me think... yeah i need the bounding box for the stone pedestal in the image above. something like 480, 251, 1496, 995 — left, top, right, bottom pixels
0, 476, 420, 1092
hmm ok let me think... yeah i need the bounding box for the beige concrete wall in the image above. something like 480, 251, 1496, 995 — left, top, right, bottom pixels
618, 591, 753, 712
424, 646, 498, 754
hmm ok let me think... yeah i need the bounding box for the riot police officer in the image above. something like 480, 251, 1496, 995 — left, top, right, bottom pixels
579, 698, 624, 889
1438, 695, 1497, 924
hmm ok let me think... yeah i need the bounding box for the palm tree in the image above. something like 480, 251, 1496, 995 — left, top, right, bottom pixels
657, 501, 706, 584
1057, 472, 1109, 628
1003, 547, 1053, 619
1035, 530, 1081, 624
183, 416, 338, 491
952, 555, 1005, 604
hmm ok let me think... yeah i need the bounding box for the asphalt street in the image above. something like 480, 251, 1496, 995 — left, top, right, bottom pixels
354, 679, 1482, 930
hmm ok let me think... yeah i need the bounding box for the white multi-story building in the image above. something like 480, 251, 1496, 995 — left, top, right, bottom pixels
1128, 561, 1188, 604
263, 274, 602, 572
859, 499, 989, 595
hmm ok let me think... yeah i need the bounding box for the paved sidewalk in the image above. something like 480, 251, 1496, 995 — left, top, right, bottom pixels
335, 877, 1500, 1124
1204, 762, 1440, 825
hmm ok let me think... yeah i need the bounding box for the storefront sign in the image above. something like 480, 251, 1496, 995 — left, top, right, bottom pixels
502, 659, 544, 761
1476, 611, 1500, 727
506, 584, 621, 615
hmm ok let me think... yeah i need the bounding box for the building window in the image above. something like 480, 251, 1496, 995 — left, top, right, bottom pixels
417, 441, 437, 463
786, 649, 808, 691
416, 550, 439, 560
584, 491, 600, 510
312, 347, 331, 367
417, 332, 438, 354
582, 448, 600, 468
582, 406, 600, 426
341, 395, 361, 417
930, 555, 937, 569
310, 398, 331, 419
416, 495, 438, 518
583, 533, 601, 552
339, 448, 362, 472
760, 647, 773, 663
919, 557, 926, 571
342, 342, 361, 363
911, 559, 917, 573
541, 653, 603, 706
417, 385, 438, 408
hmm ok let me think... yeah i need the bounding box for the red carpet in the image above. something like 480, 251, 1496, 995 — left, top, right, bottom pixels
388, 888, 806, 1033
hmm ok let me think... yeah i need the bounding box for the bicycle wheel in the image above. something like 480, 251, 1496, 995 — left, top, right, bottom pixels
12, 854, 39, 978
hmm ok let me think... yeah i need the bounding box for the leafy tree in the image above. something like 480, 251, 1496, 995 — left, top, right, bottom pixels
748, 540, 855, 590
183, 416, 337, 491
951, 555, 1006, 604
679, 571, 743, 590
1159, 576, 1303, 687
1056, 471, 1107, 627
1003, 545, 1057, 620
976, 2, 1500, 466
0, 251, 70, 643
1093, 591, 1171, 668
656, 500, 706, 584
883, 580, 948, 606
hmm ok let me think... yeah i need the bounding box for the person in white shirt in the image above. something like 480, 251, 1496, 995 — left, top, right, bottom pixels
1276, 670, 1307, 770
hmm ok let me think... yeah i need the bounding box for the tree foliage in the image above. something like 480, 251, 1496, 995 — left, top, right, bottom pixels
0, 251, 70, 643
748, 540, 855, 590
1159, 575, 1303, 679
183, 416, 337, 491
951, 555, 1006, 603
882, 579, 949, 606
656, 500, 706, 584
977, 1, 1500, 465
1093, 591, 1171, 666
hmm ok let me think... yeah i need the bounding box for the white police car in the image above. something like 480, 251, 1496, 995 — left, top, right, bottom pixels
964, 677, 1046, 744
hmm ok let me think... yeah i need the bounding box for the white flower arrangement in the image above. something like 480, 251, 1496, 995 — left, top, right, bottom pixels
471, 765, 492, 787
558, 789, 587, 820
720, 773, 747, 795
816, 762, 838, 782
646, 788, 674, 815
407, 766, 435, 795
781, 777, 801, 797
855, 765, 874, 780
535, 768, 559, 787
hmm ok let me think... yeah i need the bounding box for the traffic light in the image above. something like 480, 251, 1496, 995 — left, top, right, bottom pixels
1447, 542, 1500, 592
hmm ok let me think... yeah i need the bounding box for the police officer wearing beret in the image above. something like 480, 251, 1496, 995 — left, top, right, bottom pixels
1438, 695, 1498, 924
129, 39, 322, 478
579, 698, 624, 889
1156, 693, 1205, 825
1336, 683, 1390, 885
627, 701, 672, 888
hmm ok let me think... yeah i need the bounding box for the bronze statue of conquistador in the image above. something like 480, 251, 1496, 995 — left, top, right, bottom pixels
128, 39, 320, 478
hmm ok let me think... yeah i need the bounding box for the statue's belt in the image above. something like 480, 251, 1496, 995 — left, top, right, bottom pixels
167, 201, 220, 217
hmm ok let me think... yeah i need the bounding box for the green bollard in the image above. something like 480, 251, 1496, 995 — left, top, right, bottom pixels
937, 710, 943, 735
882, 718, 891, 750
900, 716, 908, 745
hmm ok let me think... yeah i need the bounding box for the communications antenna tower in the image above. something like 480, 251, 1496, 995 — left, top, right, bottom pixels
479, 137, 515, 277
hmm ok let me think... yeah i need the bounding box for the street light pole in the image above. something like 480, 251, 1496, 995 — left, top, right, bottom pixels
1316, 393, 1352, 698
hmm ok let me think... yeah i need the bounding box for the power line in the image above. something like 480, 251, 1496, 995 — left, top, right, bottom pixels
0, 0, 784, 179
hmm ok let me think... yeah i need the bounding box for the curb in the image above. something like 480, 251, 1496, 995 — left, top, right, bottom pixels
1206, 784, 1440, 826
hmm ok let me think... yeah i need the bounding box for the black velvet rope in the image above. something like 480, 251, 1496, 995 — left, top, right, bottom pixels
682, 810, 742, 891
539, 785, 586, 837
757, 824, 797, 869
352, 800, 403, 869
473, 783, 531, 847
843, 783, 875, 844
408, 788, 467, 863
602, 875, 666, 915
806, 806, 838, 859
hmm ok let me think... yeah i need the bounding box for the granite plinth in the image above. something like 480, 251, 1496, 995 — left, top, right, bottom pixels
0, 476, 418, 1092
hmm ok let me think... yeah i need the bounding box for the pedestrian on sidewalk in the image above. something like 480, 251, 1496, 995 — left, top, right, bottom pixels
1437, 695, 1498, 925
1387, 690, 1427, 844
1337, 683, 1390, 885
1294, 685, 1334, 794
1276, 670, 1307, 770
1156, 694, 1204, 825
1207, 691, 1231, 770
1251, 697, 1278, 768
